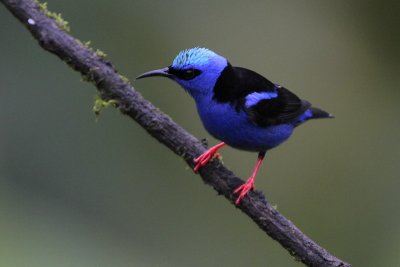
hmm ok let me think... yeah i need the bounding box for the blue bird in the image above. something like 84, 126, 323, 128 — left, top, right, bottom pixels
137, 47, 332, 204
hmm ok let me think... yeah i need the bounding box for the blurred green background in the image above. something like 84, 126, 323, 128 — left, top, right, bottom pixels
1, 1, 400, 266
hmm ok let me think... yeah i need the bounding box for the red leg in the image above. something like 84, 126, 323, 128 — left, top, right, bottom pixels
234, 152, 266, 205
194, 142, 225, 172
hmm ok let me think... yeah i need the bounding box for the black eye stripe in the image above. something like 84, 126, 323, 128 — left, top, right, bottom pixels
168, 67, 201, 80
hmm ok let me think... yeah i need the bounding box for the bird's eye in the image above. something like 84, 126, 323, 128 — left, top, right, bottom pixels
183, 69, 195, 79
180, 68, 201, 80
168, 67, 201, 80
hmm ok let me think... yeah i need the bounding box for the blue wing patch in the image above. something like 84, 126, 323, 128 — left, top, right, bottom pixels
245, 91, 278, 108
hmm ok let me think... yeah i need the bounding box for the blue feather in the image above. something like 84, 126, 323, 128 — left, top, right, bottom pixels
196, 94, 293, 151
245, 91, 278, 108
297, 109, 313, 123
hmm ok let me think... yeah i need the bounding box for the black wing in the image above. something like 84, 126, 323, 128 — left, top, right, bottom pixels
244, 86, 310, 127
235, 67, 310, 126
212, 65, 310, 127
213, 65, 277, 102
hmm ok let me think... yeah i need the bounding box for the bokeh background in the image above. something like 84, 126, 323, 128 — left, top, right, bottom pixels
1, 1, 400, 266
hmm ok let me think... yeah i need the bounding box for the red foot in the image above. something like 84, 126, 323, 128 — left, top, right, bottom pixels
194, 142, 225, 172
234, 177, 255, 205
233, 152, 265, 205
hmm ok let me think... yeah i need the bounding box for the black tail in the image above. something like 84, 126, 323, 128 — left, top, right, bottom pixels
310, 107, 334, 119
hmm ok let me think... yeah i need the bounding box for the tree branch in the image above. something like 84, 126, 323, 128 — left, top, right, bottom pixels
1, 1, 350, 266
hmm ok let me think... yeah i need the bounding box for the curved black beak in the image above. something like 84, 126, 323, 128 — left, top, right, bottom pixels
136, 67, 172, 80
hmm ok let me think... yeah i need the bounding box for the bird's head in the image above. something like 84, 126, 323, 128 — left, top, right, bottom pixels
136, 47, 228, 99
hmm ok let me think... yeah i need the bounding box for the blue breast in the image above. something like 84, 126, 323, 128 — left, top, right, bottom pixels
195, 95, 296, 152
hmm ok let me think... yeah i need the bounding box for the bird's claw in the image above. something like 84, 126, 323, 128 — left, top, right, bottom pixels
234, 177, 255, 205
193, 143, 225, 172
194, 152, 220, 172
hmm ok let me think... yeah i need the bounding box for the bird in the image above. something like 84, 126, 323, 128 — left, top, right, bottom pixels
136, 47, 332, 205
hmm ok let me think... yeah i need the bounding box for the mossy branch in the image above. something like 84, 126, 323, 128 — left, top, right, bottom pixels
1, 1, 350, 267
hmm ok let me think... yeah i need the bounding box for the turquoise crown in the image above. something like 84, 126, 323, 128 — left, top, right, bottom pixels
171, 47, 217, 69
